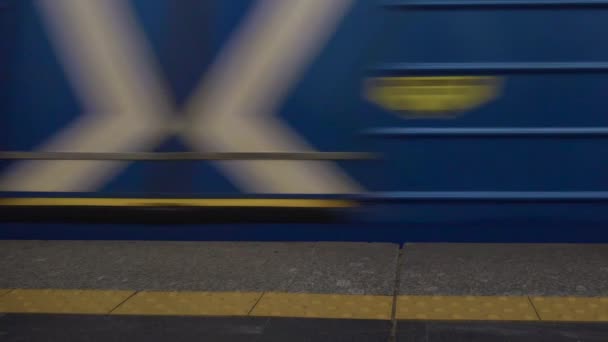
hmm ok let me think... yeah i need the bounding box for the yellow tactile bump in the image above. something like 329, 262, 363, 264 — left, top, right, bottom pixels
396, 296, 538, 321
112, 291, 261, 316
532, 297, 608, 321
0, 289, 11, 297
250, 293, 392, 320
0, 289, 134, 314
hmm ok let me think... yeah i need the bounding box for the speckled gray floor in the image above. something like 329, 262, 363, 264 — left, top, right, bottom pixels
0, 241, 398, 295
399, 243, 608, 296
3, 241, 608, 297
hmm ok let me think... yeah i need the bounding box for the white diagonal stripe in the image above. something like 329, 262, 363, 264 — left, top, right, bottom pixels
0, 0, 174, 191
183, 0, 361, 193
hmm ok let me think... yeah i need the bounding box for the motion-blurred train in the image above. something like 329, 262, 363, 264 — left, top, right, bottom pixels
2, 0, 608, 242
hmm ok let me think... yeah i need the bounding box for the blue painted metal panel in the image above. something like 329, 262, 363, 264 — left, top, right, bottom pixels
2, 0, 608, 241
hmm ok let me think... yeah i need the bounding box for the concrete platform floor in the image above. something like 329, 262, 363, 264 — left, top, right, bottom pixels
2, 241, 608, 297
0, 241, 398, 295
2, 241, 608, 342
400, 243, 608, 296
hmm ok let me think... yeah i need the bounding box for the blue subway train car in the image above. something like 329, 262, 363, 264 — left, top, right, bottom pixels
2, 0, 608, 242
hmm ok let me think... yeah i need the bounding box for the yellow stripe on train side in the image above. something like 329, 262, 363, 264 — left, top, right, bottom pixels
0, 198, 355, 208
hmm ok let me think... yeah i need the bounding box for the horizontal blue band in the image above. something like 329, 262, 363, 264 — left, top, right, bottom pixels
363, 127, 608, 138
371, 62, 608, 75
363, 191, 608, 202
383, 0, 608, 10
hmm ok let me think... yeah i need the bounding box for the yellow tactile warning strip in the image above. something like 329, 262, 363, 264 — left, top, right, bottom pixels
531, 297, 608, 321
0, 197, 354, 208
0, 289, 134, 314
2, 290, 608, 322
250, 293, 393, 320
112, 291, 261, 316
396, 296, 538, 321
